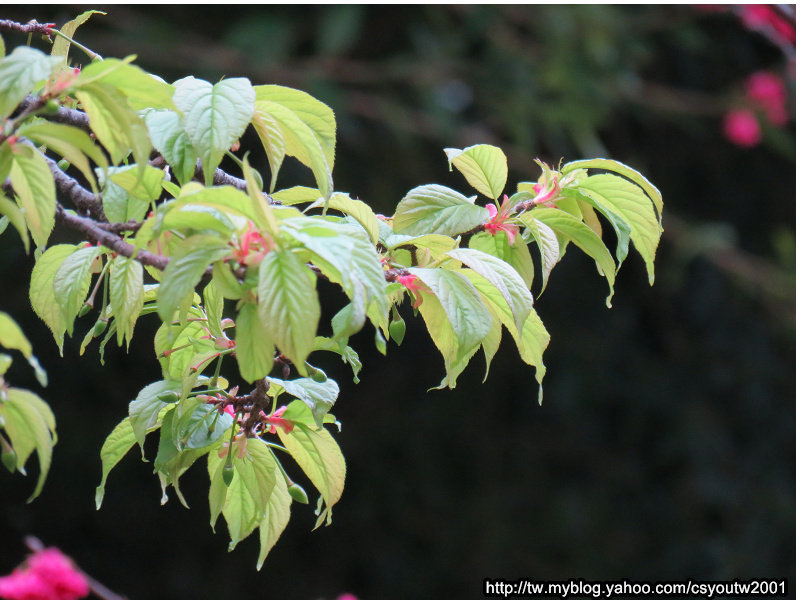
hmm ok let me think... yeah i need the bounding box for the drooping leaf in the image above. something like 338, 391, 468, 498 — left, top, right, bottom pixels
0, 311, 32, 358
519, 214, 560, 295
250, 105, 286, 193
75, 82, 151, 166
79, 57, 175, 110
110, 256, 144, 347
0, 191, 29, 252
53, 244, 103, 335
393, 184, 488, 237
95, 417, 136, 509
257, 249, 319, 374
173, 76, 255, 185
128, 379, 182, 450
172, 398, 233, 451
235, 302, 275, 384
0, 387, 56, 501
9, 145, 56, 248
520, 208, 617, 306
573, 174, 662, 284
445, 247, 532, 334
29, 244, 76, 350
256, 470, 291, 570
19, 120, 108, 194
277, 402, 345, 527
444, 144, 508, 200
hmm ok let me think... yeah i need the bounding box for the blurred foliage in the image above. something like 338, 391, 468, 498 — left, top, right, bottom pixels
0, 5, 794, 600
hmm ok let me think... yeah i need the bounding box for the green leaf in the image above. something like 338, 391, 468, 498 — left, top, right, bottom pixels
203, 280, 224, 339
480, 316, 503, 382
254, 85, 336, 167
445, 248, 532, 335
173, 398, 233, 451
266, 376, 339, 429
408, 267, 492, 380
173, 76, 255, 186
257, 249, 319, 374
0, 311, 32, 359
235, 302, 274, 383
19, 120, 108, 194
29, 244, 76, 350
520, 208, 617, 306
75, 82, 151, 166
393, 184, 488, 237
128, 379, 181, 450
0, 191, 29, 252
110, 256, 144, 347
519, 214, 560, 295
208, 438, 279, 549
468, 231, 535, 289
78, 57, 175, 110
157, 235, 231, 323
277, 402, 345, 526
9, 145, 56, 249
53, 244, 102, 335
270, 186, 320, 206
0, 47, 60, 119
307, 192, 380, 245
561, 158, 663, 219
144, 109, 198, 185
0, 387, 56, 501
254, 99, 333, 199
573, 174, 662, 285
251, 106, 285, 193
313, 337, 362, 384
256, 472, 291, 570
444, 144, 508, 200
51, 10, 105, 63
459, 269, 549, 389
95, 417, 136, 509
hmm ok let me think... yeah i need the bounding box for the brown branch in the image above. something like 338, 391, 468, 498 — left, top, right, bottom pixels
19, 95, 92, 131
0, 19, 55, 36
40, 152, 106, 221
55, 204, 170, 270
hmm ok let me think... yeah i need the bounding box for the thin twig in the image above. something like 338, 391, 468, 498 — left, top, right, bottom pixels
0, 19, 55, 37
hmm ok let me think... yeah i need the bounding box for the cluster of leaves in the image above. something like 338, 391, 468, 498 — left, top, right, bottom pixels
0, 13, 662, 568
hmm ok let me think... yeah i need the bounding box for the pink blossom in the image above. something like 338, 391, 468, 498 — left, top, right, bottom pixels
483, 195, 520, 245
335, 595, 359, 600
740, 5, 795, 45
746, 71, 788, 125
232, 222, 273, 266
722, 109, 761, 147
396, 273, 426, 309
265, 405, 294, 435
0, 548, 88, 600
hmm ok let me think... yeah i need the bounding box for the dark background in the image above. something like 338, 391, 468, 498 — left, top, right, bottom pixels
0, 6, 794, 599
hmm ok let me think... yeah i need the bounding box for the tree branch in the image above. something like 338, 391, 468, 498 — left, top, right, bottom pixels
41, 152, 107, 221
0, 19, 55, 37
19, 95, 92, 131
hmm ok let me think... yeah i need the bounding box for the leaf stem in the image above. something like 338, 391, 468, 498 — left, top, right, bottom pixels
51, 28, 103, 61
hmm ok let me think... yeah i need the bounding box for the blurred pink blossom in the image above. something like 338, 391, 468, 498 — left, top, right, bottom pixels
745, 71, 788, 125
0, 548, 88, 600
335, 594, 359, 600
722, 109, 761, 147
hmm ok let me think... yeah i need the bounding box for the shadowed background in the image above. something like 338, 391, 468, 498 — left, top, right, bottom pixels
0, 6, 794, 599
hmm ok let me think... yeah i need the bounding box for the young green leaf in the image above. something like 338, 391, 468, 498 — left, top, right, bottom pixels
445, 247, 532, 335
0, 387, 56, 501
128, 379, 182, 450
519, 213, 560, 295
144, 109, 198, 185
251, 106, 286, 193
307, 192, 380, 245
79, 57, 175, 110
257, 249, 320, 374
29, 244, 76, 351
0, 191, 29, 252
468, 231, 535, 289
110, 256, 144, 347
75, 82, 152, 166
266, 376, 339, 429
0, 311, 32, 358
95, 417, 137, 509
256, 471, 291, 570
50, 10, 105, 63
520, 208, 617, 306
235, 302, 275, 384
53, 245, 103, 336
444, 144, 508, 200
9, 145, 56, 249
573, 174, 662, 284
393, 184, 488, 237
173, 76, 255, 185
276, 402, 345, 527
156, 235, 231, 323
